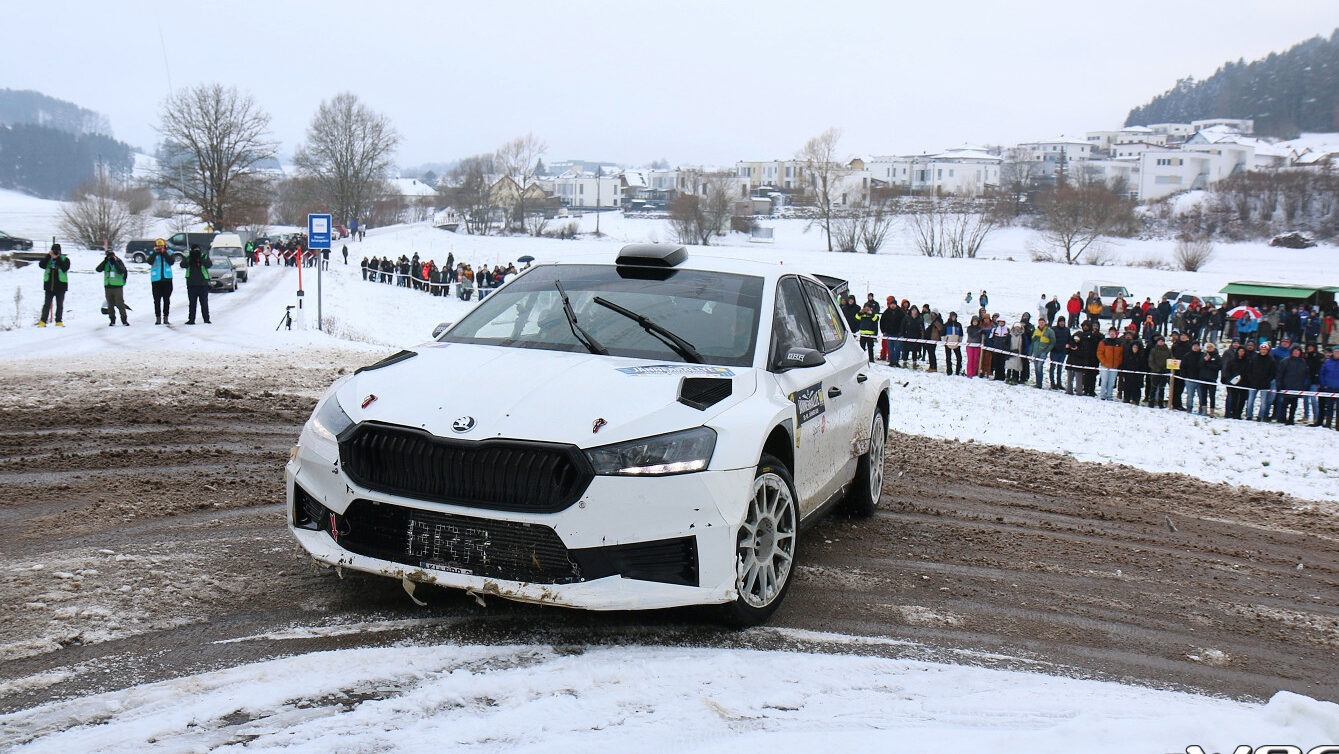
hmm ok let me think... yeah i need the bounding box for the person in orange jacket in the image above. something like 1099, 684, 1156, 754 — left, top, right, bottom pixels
1096, 327, 1125, 401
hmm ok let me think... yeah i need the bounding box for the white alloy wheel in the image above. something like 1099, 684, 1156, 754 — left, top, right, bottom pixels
737, 468, 797, 609
866, 412, 886, 502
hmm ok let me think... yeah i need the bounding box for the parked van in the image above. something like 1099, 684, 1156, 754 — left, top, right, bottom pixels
208, 233, 249, 283
1078, 280, 1132, 319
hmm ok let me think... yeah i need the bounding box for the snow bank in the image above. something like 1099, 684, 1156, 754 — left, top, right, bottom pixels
5, 643, 1338, 753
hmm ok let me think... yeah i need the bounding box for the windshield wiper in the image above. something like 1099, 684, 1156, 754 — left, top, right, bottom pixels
555, 280, 607, 355
593, 296, 703, 363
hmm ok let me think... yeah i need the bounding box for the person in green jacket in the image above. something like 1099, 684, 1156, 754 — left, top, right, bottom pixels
855, 302, 878, 363
37, 243, 70, 327
95, 248, 130, 326
181, 244, 213, 325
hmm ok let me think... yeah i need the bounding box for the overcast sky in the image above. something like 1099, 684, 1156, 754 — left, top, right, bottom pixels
8, 1, 1337, 170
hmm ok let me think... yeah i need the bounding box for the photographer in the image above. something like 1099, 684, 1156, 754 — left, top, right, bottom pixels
94, 247, 130, 326
36, 243, 71, 327
148, 238, 174, 325
181, 244, 213, 325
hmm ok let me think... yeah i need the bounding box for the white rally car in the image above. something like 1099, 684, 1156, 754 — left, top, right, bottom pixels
287, 244, 890, 625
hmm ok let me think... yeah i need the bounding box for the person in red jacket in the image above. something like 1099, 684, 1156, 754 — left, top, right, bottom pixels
1066, 292, 1083, 328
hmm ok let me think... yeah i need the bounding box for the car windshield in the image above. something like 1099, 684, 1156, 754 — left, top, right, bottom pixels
213, 247, 243, 257
442, 263, 764, 366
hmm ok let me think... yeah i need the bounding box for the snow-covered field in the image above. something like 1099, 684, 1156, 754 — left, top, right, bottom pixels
3, 188, 1339, 748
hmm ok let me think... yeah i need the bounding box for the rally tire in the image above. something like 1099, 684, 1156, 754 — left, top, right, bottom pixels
720, 453, 799, 628
845, 410, 887, 517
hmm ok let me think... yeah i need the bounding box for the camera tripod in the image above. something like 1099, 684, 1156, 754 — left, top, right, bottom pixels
275, 305, 295, 331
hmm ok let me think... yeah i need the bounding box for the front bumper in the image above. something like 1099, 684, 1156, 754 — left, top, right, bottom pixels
286, 433, 755, 611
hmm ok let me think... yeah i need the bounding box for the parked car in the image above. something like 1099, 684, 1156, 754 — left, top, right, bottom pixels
1161, 290, 1226, 309
125, 239, 158, 263
207, 259, 238, 292
0, 229, 35, 251
334, 224, 350, 239
287, 243, 891, 626
124, 231, 215, 263
208, 233, 249, 283
1079, 280, 1132, 319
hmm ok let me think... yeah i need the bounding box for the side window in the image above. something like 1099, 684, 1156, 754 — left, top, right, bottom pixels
802, 279, 848, 353
770, 277, 818, 363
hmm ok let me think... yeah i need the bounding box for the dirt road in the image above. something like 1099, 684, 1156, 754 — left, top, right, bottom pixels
2, 349, 1336, 714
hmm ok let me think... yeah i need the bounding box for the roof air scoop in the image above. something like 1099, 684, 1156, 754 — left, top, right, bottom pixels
616, 243, 687, 268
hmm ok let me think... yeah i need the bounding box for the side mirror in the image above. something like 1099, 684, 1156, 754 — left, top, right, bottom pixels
773, 347, 825, 372
431, 321, 454, 339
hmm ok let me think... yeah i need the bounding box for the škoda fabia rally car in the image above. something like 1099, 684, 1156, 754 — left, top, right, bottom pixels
288, 244, 890, 625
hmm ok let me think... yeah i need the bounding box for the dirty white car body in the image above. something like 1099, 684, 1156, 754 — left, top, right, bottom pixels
287, 244, 890, 624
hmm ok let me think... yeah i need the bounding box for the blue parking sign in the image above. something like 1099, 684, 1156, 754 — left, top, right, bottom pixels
308, 213, 333, 249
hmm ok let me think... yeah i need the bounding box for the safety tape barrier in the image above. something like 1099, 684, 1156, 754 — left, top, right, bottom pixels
871, 333, 1337, 399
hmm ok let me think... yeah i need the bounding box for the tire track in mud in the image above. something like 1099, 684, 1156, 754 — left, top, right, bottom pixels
1, 352, 1336, 714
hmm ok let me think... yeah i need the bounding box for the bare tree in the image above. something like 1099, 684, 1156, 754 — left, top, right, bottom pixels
444, 154, 497, 235
998, 146, 1041, 218
669, 195, 711, 245
292, 93, 400, 228
668, 170, 735, 245
830, 213, 860, 252
495, 133, 546, 231
859, 201, 898, 254
58, 163, 148, 250
154, 83, 277, 229
273, 176, 324, 226
1036, 184, 1132, 264
798, 127, 842, 251
1173, 237, 1215, 271
702, 171, 736, 240
908, 197, 998, 258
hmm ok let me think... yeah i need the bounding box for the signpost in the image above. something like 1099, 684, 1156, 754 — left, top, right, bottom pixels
308, 214, 332, 332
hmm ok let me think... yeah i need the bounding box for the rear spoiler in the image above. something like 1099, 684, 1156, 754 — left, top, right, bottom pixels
812, 274, 849, 298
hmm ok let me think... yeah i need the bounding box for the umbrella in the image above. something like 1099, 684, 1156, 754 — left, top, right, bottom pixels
516, 255, 535, 264
1226, 305, 1261, 319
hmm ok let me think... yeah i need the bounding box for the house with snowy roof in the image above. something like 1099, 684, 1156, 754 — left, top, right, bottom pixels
539, 169, 622, 209
865, 146, 1000, 196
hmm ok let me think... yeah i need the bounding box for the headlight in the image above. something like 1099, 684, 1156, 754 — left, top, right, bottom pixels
310, 394, 354, 442
585, 427, 716, 476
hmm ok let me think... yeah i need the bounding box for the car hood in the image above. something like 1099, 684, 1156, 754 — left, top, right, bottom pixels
334, 343, 758, 448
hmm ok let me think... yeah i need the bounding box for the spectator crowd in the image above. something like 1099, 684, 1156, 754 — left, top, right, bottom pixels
842, 289, 1339, 430
360, 253, 523, 301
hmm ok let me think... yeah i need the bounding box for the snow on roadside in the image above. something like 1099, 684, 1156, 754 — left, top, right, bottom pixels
881, 362, 1339, 508
4, 643, 1338, 753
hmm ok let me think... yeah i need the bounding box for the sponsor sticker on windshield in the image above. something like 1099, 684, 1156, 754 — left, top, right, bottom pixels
617, 365, 735, 376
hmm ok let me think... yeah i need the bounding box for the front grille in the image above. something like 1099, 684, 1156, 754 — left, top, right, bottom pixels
339, 422, 593, 513
335, 498, 582, 583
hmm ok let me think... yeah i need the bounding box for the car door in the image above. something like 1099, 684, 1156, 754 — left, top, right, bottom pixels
799, 277, 865, 502
766, 276, 845, 515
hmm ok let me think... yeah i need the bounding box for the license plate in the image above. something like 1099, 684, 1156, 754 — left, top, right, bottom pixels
405, 518, 491, 573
